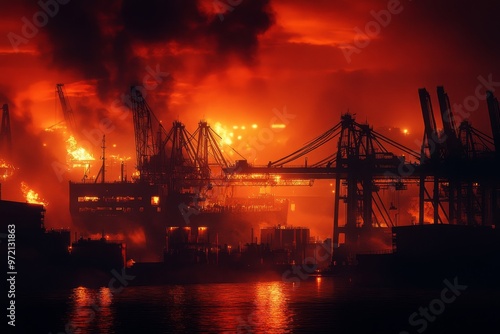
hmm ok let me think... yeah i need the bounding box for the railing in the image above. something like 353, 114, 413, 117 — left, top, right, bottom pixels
356, 249, 393, 255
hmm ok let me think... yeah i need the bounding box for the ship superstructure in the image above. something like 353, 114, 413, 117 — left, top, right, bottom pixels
69, 88, 297, 261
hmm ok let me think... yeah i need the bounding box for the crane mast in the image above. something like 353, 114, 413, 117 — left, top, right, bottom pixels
130, 87, 158, 182
56, 83, 77, 134
486, 90, 500, 155
0, 104, 12, 158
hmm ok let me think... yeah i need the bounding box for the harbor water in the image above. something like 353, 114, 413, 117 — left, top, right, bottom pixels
15, 275, 500, 333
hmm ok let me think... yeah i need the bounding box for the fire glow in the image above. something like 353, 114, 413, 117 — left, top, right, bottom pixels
66, 135, 95, 167
21, 182, 48, 206
0, 160, 15, 180
213, 122, 259, 152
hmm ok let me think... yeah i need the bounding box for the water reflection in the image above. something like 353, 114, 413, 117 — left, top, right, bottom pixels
173, 281, 295, 333
63, 279, 327, 333
253, 281, 294, 333
164, 285, 187, 332
316, 276, 322, 293
67, 286, 114, 334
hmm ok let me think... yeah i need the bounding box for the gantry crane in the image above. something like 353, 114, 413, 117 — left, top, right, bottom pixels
128, 87, 312, 190
225, 112, 421, 260
130, 87, 159, 182
418, 86, 498, 226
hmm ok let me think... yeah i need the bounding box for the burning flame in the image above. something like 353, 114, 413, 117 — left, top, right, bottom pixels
20, 182, 48, 206
407, 197, 434, 224
0, 160, 15, 180
66, 135, 95, 167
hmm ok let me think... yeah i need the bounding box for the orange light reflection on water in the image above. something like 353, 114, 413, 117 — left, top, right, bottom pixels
254, 281, 294, 332
165, 285, 187, 332
68, 286, 114, 333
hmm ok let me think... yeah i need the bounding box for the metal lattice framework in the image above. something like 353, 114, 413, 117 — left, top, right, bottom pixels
130, 87, 158, 182
417, 87, 498, 226
0, 104, 12, 157
56, 84, 77, 134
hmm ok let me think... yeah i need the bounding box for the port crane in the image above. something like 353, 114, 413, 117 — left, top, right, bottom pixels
55, 83, 77, 134
128, 87, 313, 189
417, 87, 499, 227
0, 104, 12, 158
224, 88, 500, 259
224, 113, 421, 256
127, 85, 500, 260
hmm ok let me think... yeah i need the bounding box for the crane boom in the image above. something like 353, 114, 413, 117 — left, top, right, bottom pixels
0, 104, 12, 157
56, 83, 77, 134
437, 86, 462, 157
130, 87, 157, 180
418, 88, 440, 161
487, 90, 500, 154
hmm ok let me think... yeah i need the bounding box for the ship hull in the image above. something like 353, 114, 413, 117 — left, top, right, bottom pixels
69, 182, 288, 261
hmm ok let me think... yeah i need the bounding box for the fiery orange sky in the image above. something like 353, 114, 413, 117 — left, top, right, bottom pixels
1, 0, 500, 235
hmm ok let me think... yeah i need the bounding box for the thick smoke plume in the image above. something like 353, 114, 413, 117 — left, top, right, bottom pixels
1, 0, 275, 229
37, 0, 274, 103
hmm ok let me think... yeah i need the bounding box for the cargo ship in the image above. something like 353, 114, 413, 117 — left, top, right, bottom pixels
69, 180, 289, 261
68, 94, 291, 261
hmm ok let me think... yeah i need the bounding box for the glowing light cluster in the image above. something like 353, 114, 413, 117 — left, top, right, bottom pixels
213, 122, 259, 149
44, 123, 66, 132
66, 135, 95, 167
214, 122, 233, 146
109, 154, 132, 162
131, 170, 140, 180
20, 181, 48, 206
0, 160, 15, 180
271, 124, 286, 129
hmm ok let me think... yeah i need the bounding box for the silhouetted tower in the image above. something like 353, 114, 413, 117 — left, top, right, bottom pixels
192, 121, 229, 180
162, 120, 198, 189
437, 87, 462, 158
332, 113, 391, 258
0, 104, 12, 158
420, 86, 496, 226
437, 87, 462, 224
486, 91, 500, 156
94, 135, 106, 184
130, 87, 158, 182
418, 88, 442, 225
486, 90, 500, 224
56, 84, 77, 134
